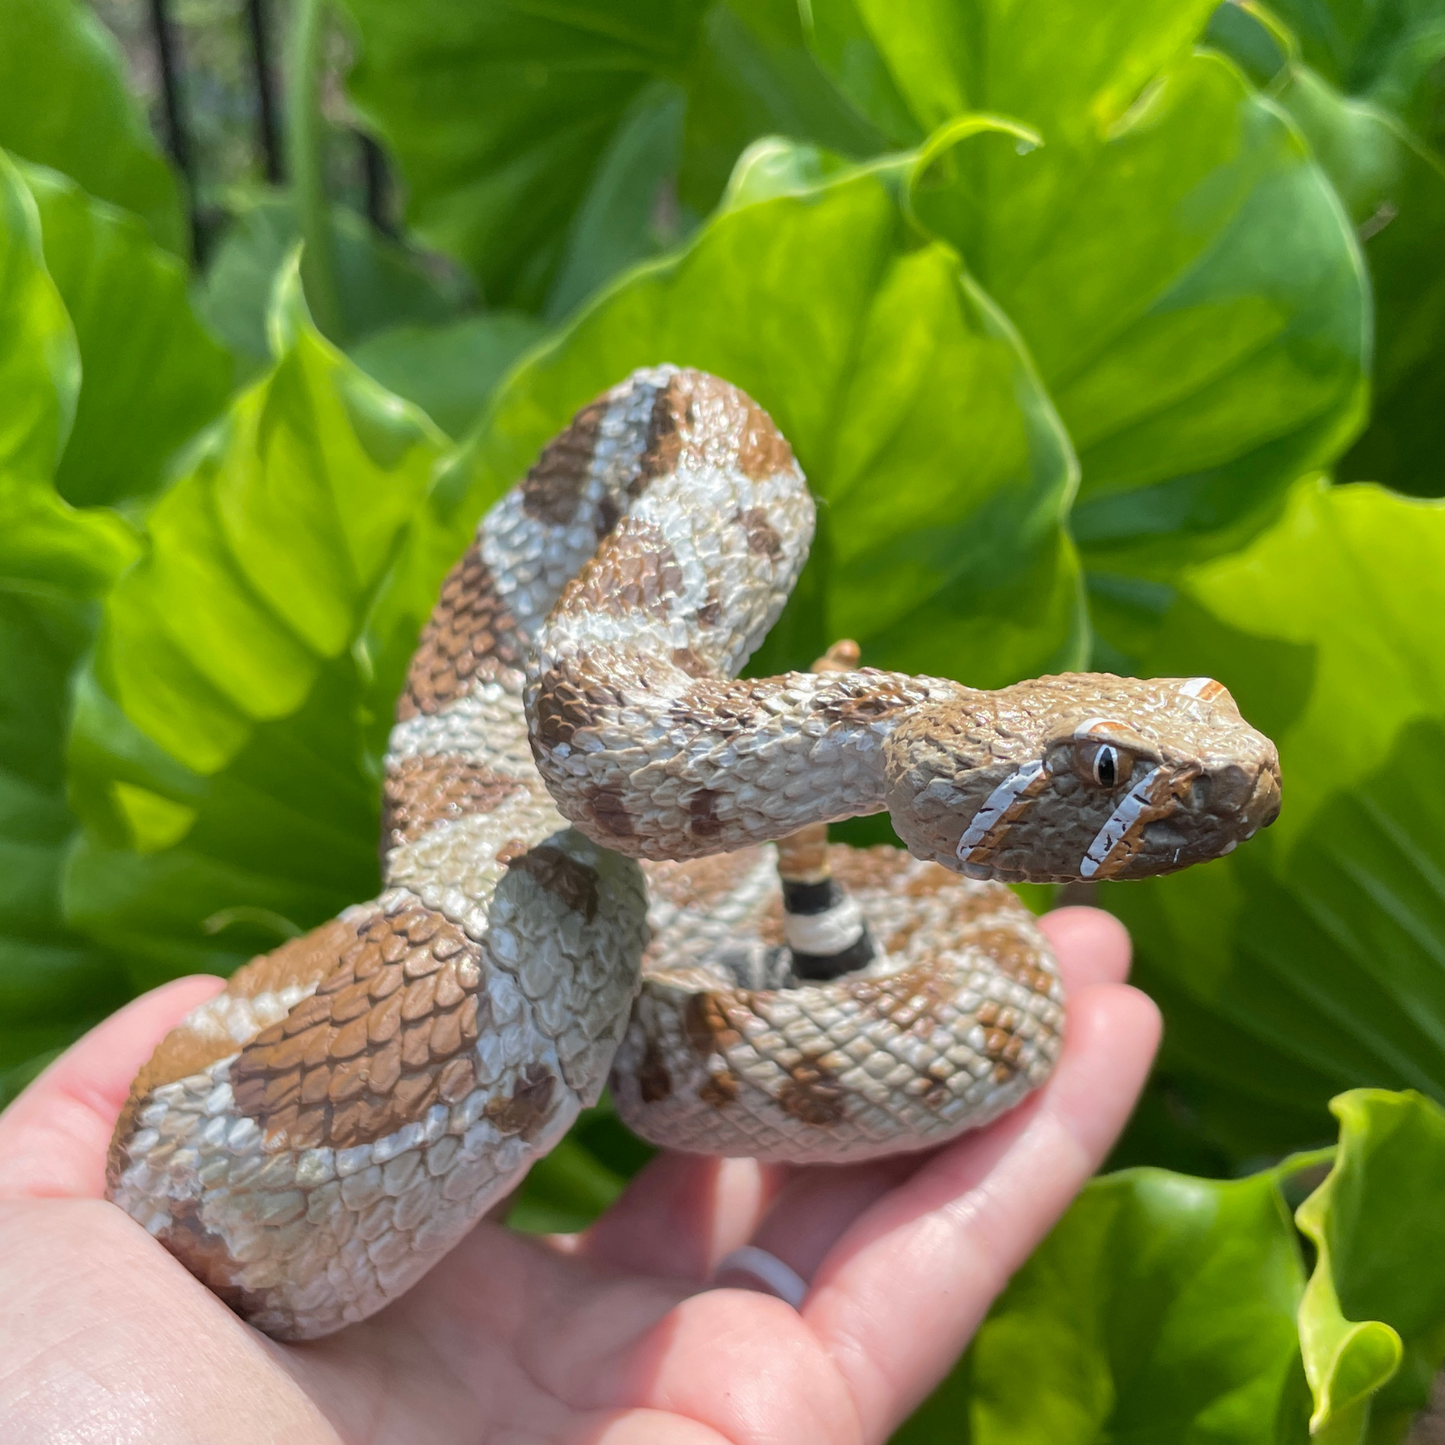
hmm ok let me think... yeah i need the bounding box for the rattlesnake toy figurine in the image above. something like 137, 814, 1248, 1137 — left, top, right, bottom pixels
107, 366, 1281, 1338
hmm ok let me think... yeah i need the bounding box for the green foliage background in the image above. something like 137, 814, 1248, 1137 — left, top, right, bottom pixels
1, 0, 1445, 1437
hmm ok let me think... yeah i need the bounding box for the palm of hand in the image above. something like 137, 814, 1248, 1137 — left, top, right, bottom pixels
0, 909, 1156, 1445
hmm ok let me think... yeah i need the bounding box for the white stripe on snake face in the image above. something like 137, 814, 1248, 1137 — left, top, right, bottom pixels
1178, 677, 1223, 699
1079, 764, 1169, 879
783, 895, 866, 956
956, 760, 1046, 860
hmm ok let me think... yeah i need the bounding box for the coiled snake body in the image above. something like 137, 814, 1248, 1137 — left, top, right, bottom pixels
107, 367, 1280, 1338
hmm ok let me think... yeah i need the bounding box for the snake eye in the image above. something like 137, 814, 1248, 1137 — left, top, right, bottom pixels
1072, 740, 1132, 788
1094, 746, 1119, 787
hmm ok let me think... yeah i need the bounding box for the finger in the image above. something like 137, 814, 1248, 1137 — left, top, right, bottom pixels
0, 975, 223, 1201
1041, 905, 1132, 988
578, 1151, 790, 1280
803, 981, 1160, 1441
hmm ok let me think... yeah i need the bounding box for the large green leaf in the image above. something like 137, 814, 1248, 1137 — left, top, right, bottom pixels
1105, 478, 1445, 1158
340, 0, 882, 311
63, 257, 448, 987
0, 0, 185, 254
896, 1164, 1313, 1444
349, 312, 547, 439
1205, 5, 1445, 500
199, 195, 465, 373
907, 57, 1367, 576
0, 154, 139, 1103
803, 0, 1218, 148
437, 150, 1085, 694
1281, 72, 1445, 499
1296, 1091, 1445, 1444
20, 163, 232, 508
802, 4, 1369, 573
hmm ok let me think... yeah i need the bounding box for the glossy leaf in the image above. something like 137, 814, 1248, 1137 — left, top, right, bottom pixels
1105, 478, 1445, 1157
803, 0, 1219, 148
349, 312, 546, 439
63, 257, 448, 986
0, 155, 138, 1102
21, 163, 232, 508
1205, 4, 1445, 500
340, 0, 882, 310
0, 0, 184, 253
199, 195, 465, 372
437, 152, 1085, 692
1275, 55, 1445, 498
1296, 1090, 1445, 1443
906, 52, 1368, 574
896, 1165, 1312, 1444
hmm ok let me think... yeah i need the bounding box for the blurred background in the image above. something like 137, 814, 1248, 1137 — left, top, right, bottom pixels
3, 0, 1445, 1437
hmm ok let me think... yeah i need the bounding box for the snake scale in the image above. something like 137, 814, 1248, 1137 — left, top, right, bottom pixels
106, 367, 1281, 1339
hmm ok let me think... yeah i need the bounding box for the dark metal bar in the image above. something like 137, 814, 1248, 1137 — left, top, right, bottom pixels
360, 132, 395, 236
245, 0, 283, 182
147, 0, 192, 182
148, 0, 208, 258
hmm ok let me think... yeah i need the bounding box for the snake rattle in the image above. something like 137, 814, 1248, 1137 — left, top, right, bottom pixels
106, 367, 1281, 1338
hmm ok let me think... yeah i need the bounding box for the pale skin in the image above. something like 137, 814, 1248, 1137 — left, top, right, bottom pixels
0, 908, 1158, 1445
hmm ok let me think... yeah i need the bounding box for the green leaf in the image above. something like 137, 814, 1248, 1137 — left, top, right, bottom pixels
1270, 61, 1445, 498
803, 0, 1220, 147
63, 256, 448, 987
1105, 478, 1445, 1158
1296, 1090, 1445, 1442
348, 312, 547, 439
198, 195, 465, 374
0, 0, 185, 253
339, 0, 882, 311
19, 163, 232, 508
0, 154, 139, 1101
1263, 0, 1445, 154
906, 52, 1369, 575
438, 151, 1085, 691
896, 1166, 1312, 1444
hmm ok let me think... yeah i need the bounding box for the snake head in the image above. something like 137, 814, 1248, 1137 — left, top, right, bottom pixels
883, 674, 1281, 884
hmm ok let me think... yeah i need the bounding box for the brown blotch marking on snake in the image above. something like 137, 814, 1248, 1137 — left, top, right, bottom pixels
684, 991, 745, 1108
506, 845, 600, 922
520, 400, 606, 524
382, 755, 525, 853
975, 999, 1028, 1084
736, 394, 796, 481
400, 543, 521, 719
819, 674, 921, 729
687, 787, 725, 839
586, 781, 636, 841
229, 902, 485, 1151
637, 1035, 673, 1103
698, 1070, 738, 1107
778, 1055, 845, 1126
738, 507, 784, 562
157, 1197, 274, 1322
485, 1063, 555, 1141
558, 517, 685, 621
671, 647, 711, 678
637, 376, 687, 488
696, 587, 722, 628
533, 662, 625, 749
107, 915, 369, 1188
967, 925, 1058, 997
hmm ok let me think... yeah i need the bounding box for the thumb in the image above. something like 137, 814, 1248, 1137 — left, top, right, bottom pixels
0, 976, 223, 1201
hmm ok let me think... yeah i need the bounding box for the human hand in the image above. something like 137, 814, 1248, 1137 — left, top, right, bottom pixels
0, 907, 1157, 1445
